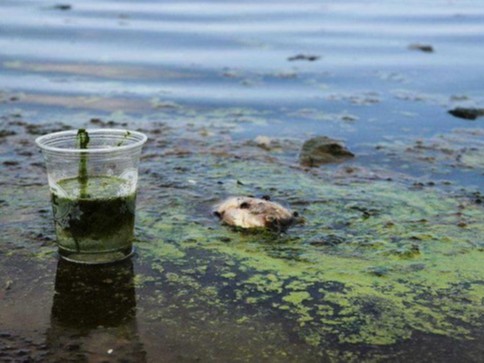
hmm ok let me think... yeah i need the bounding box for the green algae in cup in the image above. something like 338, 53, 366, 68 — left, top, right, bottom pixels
36, 129, 147, 264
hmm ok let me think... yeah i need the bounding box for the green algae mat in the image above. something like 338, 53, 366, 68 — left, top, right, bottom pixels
1, 120, 483, 362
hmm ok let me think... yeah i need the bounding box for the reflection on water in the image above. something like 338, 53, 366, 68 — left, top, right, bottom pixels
45, 259, 146, 362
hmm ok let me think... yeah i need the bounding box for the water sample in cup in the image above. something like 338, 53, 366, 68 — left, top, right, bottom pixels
36, 129, 147, 264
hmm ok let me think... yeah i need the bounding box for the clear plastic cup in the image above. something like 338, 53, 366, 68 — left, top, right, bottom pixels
36, 129, 147, 264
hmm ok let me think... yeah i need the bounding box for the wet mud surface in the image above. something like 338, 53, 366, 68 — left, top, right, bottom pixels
1, 0, 484, 362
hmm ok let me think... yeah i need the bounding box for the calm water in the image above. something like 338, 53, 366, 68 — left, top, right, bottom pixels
2, 0, 484, 183
1, 0, 483, 362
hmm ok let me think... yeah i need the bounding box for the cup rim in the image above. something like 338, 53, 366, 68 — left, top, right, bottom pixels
35, 128, 148, 154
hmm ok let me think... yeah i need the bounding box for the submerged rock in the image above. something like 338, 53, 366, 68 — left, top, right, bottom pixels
214, 196, 297, 232
448, 107, 484, 120
299, 136, 354, 167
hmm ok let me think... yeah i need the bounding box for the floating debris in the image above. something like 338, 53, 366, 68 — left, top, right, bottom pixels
214, 196, 297, 232
299, 136, 354, 167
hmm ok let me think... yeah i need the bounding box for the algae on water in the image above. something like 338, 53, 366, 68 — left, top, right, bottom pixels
136, 153, 484, 350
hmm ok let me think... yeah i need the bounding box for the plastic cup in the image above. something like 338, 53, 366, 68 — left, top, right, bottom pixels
36, 129, 147, 264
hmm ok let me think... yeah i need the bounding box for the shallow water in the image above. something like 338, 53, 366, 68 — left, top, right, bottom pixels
0, 0, 483, 362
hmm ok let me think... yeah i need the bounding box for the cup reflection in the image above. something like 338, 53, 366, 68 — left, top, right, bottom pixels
46, 259, 146, 362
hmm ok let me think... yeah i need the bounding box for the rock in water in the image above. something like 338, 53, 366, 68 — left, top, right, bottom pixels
448, 107, 484, 120
299, 136, 354, 167
214, 196, 297, 232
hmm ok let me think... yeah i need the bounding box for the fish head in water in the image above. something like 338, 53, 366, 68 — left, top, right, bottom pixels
214, 196, 298, 232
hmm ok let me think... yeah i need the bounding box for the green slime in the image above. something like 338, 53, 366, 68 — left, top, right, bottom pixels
135, 154, 484, 354
76, 128, 90, 198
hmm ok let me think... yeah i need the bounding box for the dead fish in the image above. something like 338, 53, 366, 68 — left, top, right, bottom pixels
214, 196, 298, 232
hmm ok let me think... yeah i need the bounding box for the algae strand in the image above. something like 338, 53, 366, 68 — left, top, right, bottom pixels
77, 129, 90, 198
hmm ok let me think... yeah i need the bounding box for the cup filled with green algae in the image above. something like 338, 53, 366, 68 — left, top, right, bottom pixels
36, 128, 147, 264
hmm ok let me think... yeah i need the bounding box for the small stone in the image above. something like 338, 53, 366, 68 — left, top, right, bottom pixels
299, 136, 354, 167
5, 280, 13, 290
